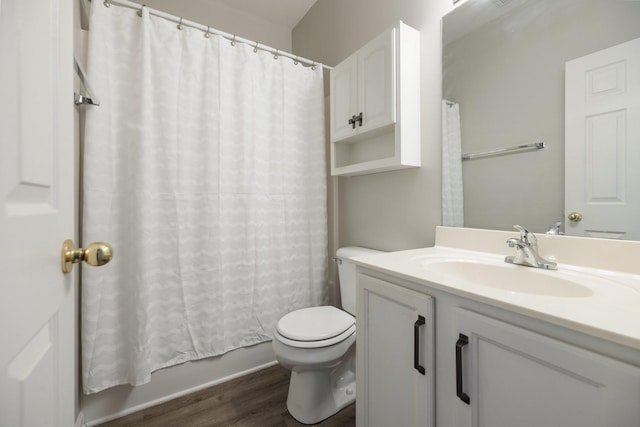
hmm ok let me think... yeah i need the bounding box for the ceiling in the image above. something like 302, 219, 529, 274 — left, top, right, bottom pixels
219, 0, 318, 29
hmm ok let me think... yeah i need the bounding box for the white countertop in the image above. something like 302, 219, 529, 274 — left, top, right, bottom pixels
351, 227, 640, 351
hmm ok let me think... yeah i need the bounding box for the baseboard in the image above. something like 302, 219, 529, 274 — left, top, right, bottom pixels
85, 360, 278, 426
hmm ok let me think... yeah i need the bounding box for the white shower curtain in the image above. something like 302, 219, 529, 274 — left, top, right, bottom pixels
442, 100, 464, 227
82, 3, 327, 394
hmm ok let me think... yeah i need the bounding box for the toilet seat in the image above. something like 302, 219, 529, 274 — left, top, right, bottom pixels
276, 306, 355, 349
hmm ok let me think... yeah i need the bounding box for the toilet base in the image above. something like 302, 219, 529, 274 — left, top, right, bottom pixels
286, 346, 356, 425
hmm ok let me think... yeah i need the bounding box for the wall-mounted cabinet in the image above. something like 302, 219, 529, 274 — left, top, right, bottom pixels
330, 21, 420, 176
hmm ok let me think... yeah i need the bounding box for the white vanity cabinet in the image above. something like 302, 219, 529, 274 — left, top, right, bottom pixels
356, 274, 434, 427
355, 269, 640, 427
454, 309, 640, 427
329, 21, 420, 176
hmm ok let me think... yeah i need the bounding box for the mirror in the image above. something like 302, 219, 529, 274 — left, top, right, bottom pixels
442, 0, 640, 238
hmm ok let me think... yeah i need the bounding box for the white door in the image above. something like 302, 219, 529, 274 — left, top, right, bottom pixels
356, 274, 434, 427
0, 1, 75, 426
565, 37, 640, 239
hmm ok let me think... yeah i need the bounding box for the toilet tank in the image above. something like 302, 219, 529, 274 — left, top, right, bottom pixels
335, 247, 383, 315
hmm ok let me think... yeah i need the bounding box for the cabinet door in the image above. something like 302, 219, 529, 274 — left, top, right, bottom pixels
456, 309, 640, 427
330, 55, 358, 142
356, 274, 434, 427
358, 27, 396, 134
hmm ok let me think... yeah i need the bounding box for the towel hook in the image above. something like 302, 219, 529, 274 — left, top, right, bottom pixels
177, 17, 183, 30
137, 4, 145, 17
230, 34, 236, 46
204, 26, 211, 38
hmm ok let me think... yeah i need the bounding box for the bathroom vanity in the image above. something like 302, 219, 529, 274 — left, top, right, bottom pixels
353, 227, 640, 427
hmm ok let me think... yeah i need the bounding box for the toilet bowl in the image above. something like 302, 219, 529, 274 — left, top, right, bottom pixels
272, 247, 382, 424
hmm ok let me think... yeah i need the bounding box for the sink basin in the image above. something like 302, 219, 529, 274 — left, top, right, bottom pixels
418, 258, 594, 298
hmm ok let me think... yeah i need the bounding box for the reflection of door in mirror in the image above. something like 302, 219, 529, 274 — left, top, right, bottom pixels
565, 37, 640, 240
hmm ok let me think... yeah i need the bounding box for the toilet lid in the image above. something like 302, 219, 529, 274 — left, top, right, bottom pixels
276, 306, 355, 342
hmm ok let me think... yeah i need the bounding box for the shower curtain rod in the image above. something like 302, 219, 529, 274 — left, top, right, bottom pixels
92, 0, 332, 71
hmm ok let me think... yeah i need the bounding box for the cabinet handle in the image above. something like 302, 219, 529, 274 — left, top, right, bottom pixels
414, 315, 426, 375
456, 333, 471, 404
347, 113, 363, 129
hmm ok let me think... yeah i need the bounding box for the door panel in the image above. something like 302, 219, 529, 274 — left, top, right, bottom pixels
330, 56, 358, 141
356, 274, 434, 427
358, 28, 396, 133
457, 309, 640, 427
0, 0, 75, 426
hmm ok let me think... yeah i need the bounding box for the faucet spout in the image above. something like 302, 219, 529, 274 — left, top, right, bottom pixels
505, 225, 557, 270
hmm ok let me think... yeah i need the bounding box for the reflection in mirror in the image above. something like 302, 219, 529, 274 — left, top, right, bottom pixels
442, 0, 640, 239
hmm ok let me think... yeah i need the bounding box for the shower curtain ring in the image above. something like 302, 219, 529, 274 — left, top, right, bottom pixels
231, 34, 236, 46
294, 56, 299, 65
137, 4, 145, 17
177, 17, 183, 30
273, 49, 279, 60
311, 62, 317, 70
103, 0, 111, 8
204, 26, 211, 38
253, 42, 259, 53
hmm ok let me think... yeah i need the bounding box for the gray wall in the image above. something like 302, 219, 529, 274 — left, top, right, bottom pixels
293, 0, 453, 251
129, 0, 294, 51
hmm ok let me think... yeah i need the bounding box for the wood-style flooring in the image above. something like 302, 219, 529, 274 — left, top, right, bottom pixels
98, 365, 356, 427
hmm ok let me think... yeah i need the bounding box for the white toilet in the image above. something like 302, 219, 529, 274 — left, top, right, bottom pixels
272, 246, 382, 424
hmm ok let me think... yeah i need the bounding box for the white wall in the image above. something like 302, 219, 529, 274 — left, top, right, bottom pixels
293, 0, 454, 252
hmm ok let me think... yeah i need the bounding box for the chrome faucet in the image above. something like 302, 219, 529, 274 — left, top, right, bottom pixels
545, 221, 564, 235
505, 225, 557, 270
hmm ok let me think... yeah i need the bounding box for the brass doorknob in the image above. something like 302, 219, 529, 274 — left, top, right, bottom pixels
567, 212, 583, 222
61, 239, 113, 274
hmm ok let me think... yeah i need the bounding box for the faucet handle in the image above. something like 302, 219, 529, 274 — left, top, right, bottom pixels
513, 225, 537, 248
